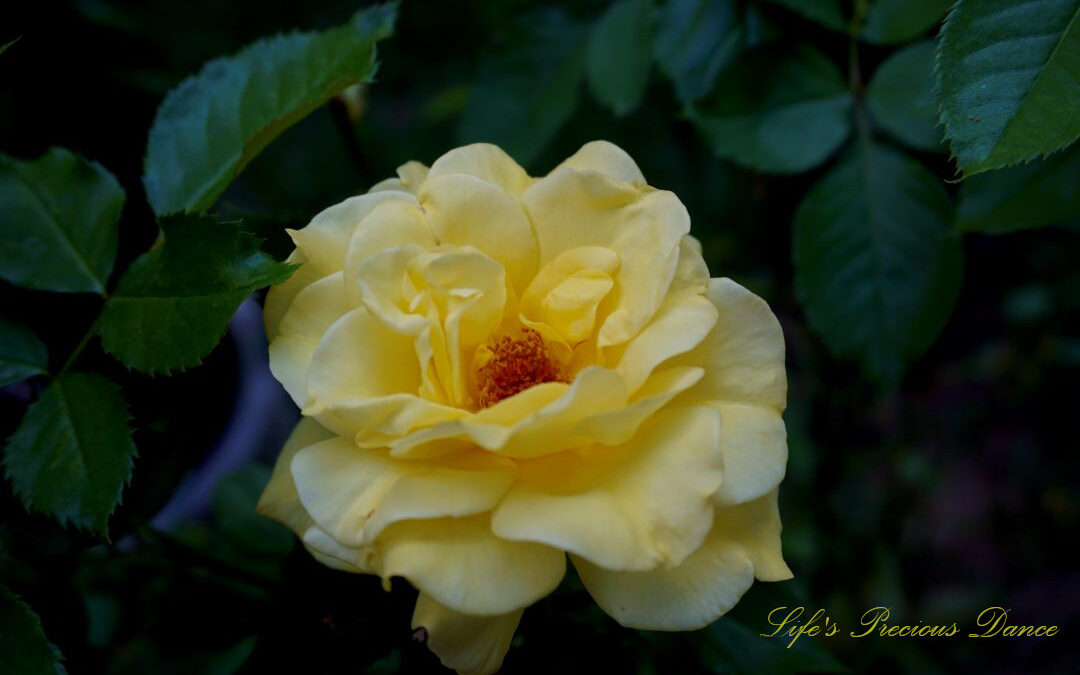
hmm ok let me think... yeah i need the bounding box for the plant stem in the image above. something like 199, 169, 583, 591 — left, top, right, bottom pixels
58, 310, 105, 376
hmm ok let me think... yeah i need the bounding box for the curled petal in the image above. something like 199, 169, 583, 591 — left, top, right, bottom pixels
572, 489, 790, 631
412, 593, 523, 675
554, 140, 647, 184
523, 169, 690, 348
419, 172, 538, 293
711, 402, 787, 506
369, 160, 430, 194
428, 143, 534, 197
672, 278, 787, 412
268, 272, 349, 407
288, 191, 418, 275
491, 406, 723, 571
378, 514, 566, 616
290, 437, 516, 548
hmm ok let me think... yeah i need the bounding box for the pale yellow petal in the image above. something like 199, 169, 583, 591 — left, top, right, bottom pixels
288, 191, 418, 275
572, 535, 753, 631
378, 514, 566, 615
290, 437, 515, 548
522, 168, 690, 347
419, 173, 538, 293
491, 406, 723, 571
256, 417, 335, 535
268, 272, 350, 406
713, 488, 792, 581
428, 143, 534, 196
344, 200, 436, 291
301, 525, 374, 572
672, 278, 787, 411
554, 140, 646, 184
368, 162, 429, 195
412, 593, 523, 675
573, 489, 791, 631
614, 293, 718, 393
711, 402, 787, 507
304, 307, 420, 409
263, 250, 325, 341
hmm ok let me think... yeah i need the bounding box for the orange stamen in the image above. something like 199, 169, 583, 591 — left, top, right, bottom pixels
476, 328, 565, 407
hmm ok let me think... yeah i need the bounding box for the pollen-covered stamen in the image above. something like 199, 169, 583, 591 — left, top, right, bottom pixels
476, 328, 565, 407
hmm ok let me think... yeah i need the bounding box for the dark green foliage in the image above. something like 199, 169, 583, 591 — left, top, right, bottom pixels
794, 142, 963, 388
653, 0, 743, 103
866, 41, 943, 152
0, 148, 124, 294
143, 3, 397, 215
3, 372, 136, 536
0, 317, 48, 387
587, 0, 654, 116
459, 8, 587, 165
690, 44, 851, 173
958, 144, 1080, 232
937, 0, 1080, 175
99, 214, 295, 374
0, 586, 66, 675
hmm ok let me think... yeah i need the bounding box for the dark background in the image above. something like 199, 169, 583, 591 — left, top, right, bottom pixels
2, 1, 1078, 673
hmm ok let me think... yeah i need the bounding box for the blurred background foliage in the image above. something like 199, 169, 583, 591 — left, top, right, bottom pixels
2, 0, 1079, 673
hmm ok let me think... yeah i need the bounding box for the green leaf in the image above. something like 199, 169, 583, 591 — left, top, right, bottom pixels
0, 317, 48, 387
689, 44, 852, 173
143, 3, 397, 215
654, 0, 743, 103
587, 0, 654, 116
793, 142, 963, 388
958, 144, 1080, 232
866, 41, 943, 152
99, 214, 295, 374
703, 618, 845, 675
1, 36, 20, 56
762, 0, 846, 32
937, 0, 1080, 175
2, 372, 136, 536
0, 586, 66, 675
459, 8, 586, 166
862, 0, 951, 44
0, 148, 124, 294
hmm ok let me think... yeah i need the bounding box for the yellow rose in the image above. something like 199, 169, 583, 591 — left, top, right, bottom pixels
258, 141, 791, 675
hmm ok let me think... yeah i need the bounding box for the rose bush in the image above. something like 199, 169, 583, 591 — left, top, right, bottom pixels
257, 141, 791, 675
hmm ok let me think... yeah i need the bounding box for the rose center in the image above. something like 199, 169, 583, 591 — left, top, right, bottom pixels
476, 328, 565, 408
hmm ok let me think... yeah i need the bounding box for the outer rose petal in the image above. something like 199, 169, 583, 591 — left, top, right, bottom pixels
572, 489, 791, 631
711, 402, 787, 506
672, 277, 787, 411
257, 417, 335, 534
555, 140, 647, 184
290, 436, 516, 547
288, 191, 417, 275
264, 250, 324, 341
378, 514, 566, 616
427, 143, 534, 197
412, 593, 523, 675
268, 272, 349, 406
369, 160, 429, 194
419, 172, 538, 292
523, 168, 690, 348
490, 406, 723, 571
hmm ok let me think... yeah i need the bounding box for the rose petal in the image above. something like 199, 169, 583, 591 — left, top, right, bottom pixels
268, 272, 349, 406
256, 417, 335, 534
572, 489, 790, 630
614, 293, 718, 393
672, 277, 787, 411
491, 406, 723, 571
554, 140, 646, 184
378, 514, 566, 615
428, 143, 534, 196
712, 402, 787, 506
288, 191, 418, 275
412, 593, 523, 675
419, 172, 538, 292
523, 168, 690, 348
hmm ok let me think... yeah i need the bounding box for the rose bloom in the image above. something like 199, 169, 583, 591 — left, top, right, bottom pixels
258, 141, 790, 674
